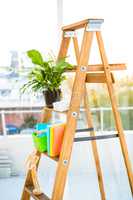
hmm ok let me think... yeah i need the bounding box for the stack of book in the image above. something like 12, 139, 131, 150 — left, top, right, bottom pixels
47, 123, 66, 157
32, 122, 66, 157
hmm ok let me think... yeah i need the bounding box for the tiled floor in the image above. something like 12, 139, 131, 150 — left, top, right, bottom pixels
0, 172, 132, 200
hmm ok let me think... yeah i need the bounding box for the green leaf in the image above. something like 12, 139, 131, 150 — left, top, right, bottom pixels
21, 51, 73, 94
27, 50, 44, 65
56, 58, 73, 70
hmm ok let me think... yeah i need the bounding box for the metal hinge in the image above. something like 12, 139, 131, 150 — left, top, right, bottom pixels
86, 19, 104, 32
64, 31, 77, 38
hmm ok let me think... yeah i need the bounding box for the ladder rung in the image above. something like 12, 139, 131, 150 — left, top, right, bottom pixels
76, 128, 94, 132
25, 186, 50, 200
85, 72, 115, 83
42, 129, 94, 162
42, 133, 118, 161
66, 63, 126, 72
74, 134, 119, 142
86, 63, 126, 71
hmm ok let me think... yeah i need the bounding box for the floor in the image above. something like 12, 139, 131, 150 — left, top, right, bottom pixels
0, 132, 132, 200
0, 172, 132, 200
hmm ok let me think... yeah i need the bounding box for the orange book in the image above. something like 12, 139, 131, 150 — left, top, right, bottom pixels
51, 123, 66, 157
50, 126, 54, 157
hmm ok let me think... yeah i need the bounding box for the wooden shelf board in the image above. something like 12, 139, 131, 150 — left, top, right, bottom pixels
43, 152, 59, 162
43, 107, 68, 114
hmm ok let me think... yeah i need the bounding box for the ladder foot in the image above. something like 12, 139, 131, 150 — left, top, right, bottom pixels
25, 186, 50, 200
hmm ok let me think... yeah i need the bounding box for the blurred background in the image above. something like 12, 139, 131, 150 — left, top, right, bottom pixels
0, 0, 132, 199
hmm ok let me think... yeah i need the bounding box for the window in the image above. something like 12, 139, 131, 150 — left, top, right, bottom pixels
0, 0, 58, 136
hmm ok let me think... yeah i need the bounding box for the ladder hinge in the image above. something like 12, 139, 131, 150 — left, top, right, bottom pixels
86, 19, 104, 32
64, 31, 77, 38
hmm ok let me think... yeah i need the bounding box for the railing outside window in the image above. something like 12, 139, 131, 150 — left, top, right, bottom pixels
0, 106, 133, 137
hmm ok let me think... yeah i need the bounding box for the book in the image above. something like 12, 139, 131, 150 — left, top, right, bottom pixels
47, 123, 66, 157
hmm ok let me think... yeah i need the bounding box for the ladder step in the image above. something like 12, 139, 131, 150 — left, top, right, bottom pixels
85, 72, 115, 83
25, 186, 50, 200
66, 63, 126, 72
74, 134, 119, 142
76, 128, 94, 132
42, 133, 118, 162
42, 129, 94, 162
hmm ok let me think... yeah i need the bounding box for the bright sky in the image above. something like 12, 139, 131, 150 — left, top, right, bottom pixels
0, 0, 132, 74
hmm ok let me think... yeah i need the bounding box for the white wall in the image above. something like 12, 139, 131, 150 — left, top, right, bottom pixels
0, 132, 132, 177
0, 0, 58, 66
63, 0, 133, 75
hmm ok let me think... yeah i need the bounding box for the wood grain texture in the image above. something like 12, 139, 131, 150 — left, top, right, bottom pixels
96, 31, 133, 195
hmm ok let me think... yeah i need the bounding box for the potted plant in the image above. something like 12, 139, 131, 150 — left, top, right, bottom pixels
21, 50, 72, 108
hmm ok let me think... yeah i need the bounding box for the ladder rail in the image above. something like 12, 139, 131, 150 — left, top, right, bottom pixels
52, 30, 94, 200
21, 151, 41, 200
21, 111, 51, 200
73, 34, 106, 200
96, 31, 133, 194
84, 87, 106, 200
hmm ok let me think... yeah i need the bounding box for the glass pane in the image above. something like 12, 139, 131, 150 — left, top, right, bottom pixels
103, 110, 115, 131
0, 0, 58, 137
120, 109, 133, 130
92, 110, 101, 131
5, 110, 41, 135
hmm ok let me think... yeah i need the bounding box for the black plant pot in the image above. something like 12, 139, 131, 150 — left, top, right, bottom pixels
43, 89, 61, 108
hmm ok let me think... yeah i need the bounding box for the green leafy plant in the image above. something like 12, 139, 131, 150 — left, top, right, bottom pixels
21, 50, 72, 93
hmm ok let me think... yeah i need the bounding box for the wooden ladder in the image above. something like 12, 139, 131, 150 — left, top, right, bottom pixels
21, 19, 133, 200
